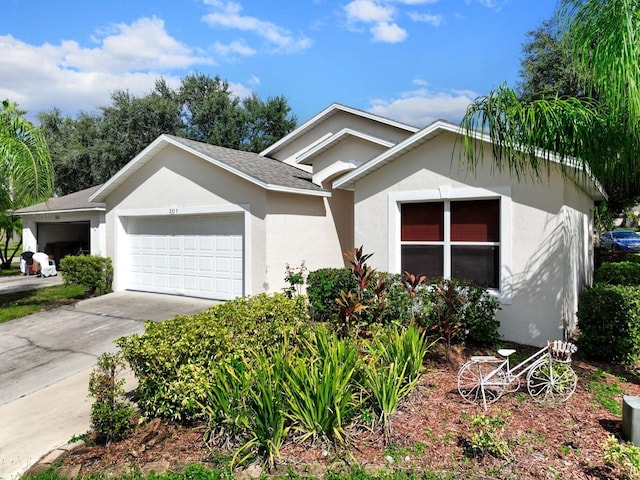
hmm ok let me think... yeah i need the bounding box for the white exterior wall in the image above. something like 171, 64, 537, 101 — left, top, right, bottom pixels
264, 190, 351, 293
21, 220, 38, 252
311, 136, 389, 185
352, 132, 595, 347
103, 145, 268, 296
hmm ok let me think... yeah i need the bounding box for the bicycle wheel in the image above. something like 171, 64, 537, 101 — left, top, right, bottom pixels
457, 360, 505, 408
527, 359, 577, 404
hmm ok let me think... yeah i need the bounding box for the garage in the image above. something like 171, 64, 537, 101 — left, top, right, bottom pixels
125, 214, 244, 300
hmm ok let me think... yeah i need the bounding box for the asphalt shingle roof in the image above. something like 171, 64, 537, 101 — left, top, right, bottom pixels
14, 184, 105, 214
166, 135, 327, 194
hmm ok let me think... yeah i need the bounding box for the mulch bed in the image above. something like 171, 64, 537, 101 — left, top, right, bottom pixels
52, 345, 639, 479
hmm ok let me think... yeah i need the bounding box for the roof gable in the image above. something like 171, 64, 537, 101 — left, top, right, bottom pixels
332, 119, 607, 201
90, 135, 329, 202
297, 128, 395, 166
260, 103, 419, 162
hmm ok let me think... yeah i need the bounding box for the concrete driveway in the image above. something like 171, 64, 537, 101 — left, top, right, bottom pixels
0, 284, 215, 480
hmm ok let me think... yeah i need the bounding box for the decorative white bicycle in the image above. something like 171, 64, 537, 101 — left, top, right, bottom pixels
457, 340, 578, 409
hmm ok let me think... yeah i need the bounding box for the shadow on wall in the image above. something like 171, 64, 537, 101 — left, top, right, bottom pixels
505, 218, 569, 346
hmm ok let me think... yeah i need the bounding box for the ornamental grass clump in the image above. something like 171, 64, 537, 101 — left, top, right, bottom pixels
234, 347, 289, 468
282, 326, 362, 445
361, 325, 430, 442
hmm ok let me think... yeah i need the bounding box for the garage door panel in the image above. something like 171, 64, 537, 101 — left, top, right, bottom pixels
200, 257, 214, 272
183, 275, 198, 290
168, 255, 181, 269
183, 256, 197, 271
155, 236, 168, 249
184, 236, 198, 251
168, 275, 183, 289
232, 257, 243, 274
141, 255, 154, 268
199, 236, 214, 251
215, 278, 232, 295
215, 256, 231, 273
126, 214, 244, 300
168, 237, 182, 250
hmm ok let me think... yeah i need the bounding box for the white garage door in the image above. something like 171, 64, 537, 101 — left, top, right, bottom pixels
126, 214, 243, 300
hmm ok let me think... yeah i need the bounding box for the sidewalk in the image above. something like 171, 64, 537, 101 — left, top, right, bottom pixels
0, 273, 63, 294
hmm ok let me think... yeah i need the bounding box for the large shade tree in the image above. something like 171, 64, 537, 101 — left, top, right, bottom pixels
461, 0, 640, 211
0, 99, 54, 268
40, 74, 297, 196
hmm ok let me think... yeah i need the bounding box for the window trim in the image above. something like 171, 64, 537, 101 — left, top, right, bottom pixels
388, 187, 512, 304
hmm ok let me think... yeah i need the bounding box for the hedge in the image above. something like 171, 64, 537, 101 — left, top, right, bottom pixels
576, 285, 640, 365
59, 255, 113, 296
594, 261, 640, 286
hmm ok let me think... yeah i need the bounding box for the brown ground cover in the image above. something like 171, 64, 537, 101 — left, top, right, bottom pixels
53, 345, 639, 480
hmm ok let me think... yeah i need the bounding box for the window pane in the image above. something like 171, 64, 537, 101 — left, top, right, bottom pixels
451, 245, 499, 288
451, 199, 500, 242
401, 202, 444, 241
401, 245, 443, 278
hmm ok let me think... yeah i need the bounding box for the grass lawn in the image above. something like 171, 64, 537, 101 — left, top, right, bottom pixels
0, 283, 87, 323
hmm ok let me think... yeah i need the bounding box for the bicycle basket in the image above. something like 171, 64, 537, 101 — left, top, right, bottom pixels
548, 340, 577, 363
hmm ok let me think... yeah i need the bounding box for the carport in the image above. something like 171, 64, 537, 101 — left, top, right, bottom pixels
14, 185, 106, 266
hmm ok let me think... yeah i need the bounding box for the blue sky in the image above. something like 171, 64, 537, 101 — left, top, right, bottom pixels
1, 0, 557, 127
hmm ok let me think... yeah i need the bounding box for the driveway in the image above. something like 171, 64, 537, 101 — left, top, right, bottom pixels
0, 285, 215, 480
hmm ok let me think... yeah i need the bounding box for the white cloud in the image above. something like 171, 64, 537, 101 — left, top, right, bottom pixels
213, 40, 256, 58
408, 11, 443, 26
343, 0, 444, 43
371, 22, 408, 43
0, 18, 217, 118
201, 1, 312, 53
368, 87, 477, 126
345, 0, 395, 23
465, 0, 509, 11
392, 0, 440, 4
247, 75, 261, 87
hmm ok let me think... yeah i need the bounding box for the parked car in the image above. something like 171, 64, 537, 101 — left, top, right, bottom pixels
599, 230, 640, 251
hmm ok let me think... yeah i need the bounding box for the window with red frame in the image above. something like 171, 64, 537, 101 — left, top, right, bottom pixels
400, 199, 500, 288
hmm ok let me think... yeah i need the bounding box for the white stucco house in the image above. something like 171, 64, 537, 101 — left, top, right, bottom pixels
17, 103, 606, 346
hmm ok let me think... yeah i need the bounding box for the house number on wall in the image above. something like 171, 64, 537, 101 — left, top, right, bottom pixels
169, 208, 178, 214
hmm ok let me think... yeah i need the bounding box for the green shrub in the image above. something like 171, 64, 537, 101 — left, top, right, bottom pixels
577, 285, 640, 364
378, 273, 414, 325
465, 412, 512, 459
307, 268, 357, 321
117, 293, 308, 422
595, 261, 640, 286
416, 279, 501, 350
603, 435, 640, 478
461, 283, 502, 346
88, 352, 135, 443
60, 255, 113, 296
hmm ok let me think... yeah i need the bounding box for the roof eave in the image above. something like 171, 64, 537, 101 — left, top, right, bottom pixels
90, 135, 328, 201
266, 185, 331, 197
332, 120, 607, 201
15, 206, 106, 216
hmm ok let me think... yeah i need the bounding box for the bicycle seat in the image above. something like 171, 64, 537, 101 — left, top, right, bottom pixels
498, 349, 516, 357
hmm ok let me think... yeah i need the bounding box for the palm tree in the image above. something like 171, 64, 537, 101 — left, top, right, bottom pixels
0, 99, 54, 268
0, 99, 54, 207
460, 0, 640, 210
